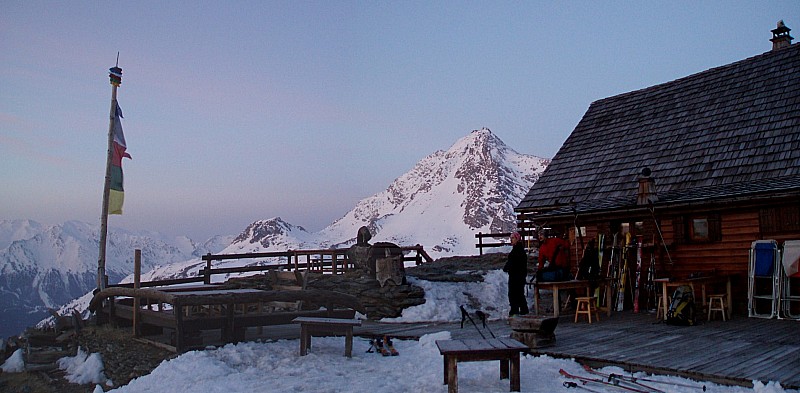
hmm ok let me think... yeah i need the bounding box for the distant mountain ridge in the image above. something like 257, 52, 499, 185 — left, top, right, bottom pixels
0, 219, 233, 338
1, 128, 549, 337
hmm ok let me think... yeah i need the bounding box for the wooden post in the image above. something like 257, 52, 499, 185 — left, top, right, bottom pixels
133, 249, 141, 337
204, 254, 212, 285
478, 232, 484, 255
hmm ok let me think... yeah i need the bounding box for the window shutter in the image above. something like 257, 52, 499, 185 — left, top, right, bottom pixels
672, 216, 685, 245
708, 214, 721, 242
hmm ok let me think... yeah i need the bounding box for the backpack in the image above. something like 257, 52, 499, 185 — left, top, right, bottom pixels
666, 285, 695, 326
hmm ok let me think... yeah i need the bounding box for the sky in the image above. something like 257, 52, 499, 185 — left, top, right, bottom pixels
1, 2, 798, 241
3, 271, 795, 392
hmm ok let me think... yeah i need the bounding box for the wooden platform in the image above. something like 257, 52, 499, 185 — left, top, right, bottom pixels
352, 312, 800, 389
139, 310, 799, 389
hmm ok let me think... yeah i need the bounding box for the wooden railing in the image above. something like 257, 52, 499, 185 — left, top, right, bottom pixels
198, 245, 432, 283
475, 231, 536, 255
109, 245, 434, 288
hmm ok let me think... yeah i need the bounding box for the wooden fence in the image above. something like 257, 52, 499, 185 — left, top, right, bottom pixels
110, 245, 433, 288
475, 231, 536, 255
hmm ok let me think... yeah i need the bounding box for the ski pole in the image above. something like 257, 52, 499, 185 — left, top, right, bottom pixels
459, 305, 486, 339
475, 310, 496, 338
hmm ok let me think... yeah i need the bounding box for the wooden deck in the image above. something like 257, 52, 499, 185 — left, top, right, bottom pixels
229, 311, 799, 389
137, 309, 799, 389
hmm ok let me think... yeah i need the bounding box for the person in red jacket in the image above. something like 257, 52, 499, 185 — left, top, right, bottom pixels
536, 231, 571, 281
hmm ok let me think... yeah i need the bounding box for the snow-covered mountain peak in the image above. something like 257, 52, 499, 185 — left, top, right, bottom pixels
447, 127, 508, 157
0, 219, 45, 249
226, 217, 311, 253
310, 128, 549, 255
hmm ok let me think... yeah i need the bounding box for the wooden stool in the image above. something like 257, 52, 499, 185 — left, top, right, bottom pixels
575, 297, 599, 323
707, 294, 727, 321
655, 294, 665, 320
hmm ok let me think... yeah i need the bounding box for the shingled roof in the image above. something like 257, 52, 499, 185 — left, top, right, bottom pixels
517, 43, 800, 217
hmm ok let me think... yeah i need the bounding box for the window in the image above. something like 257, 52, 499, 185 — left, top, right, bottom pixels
672, 213, 721, 244
690, 218, 710, 241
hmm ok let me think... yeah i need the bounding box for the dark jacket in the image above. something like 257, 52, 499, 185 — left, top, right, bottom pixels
578, 244, 600, 280
503, 242, 528, 278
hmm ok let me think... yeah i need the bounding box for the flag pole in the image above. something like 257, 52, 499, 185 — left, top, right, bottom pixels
98, 56, 122, 291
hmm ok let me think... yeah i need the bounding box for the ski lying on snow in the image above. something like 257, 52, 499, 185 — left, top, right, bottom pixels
559, 369, 655, 393
581, 365, 707, 392
581, 365, 665, 393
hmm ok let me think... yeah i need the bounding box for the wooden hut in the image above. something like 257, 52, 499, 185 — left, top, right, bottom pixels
515, 23, 799, 314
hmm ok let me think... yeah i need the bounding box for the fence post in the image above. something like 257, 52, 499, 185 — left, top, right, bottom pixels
204, 253, 212, 285
133, 249, 141, 337
478, 232, 484, 255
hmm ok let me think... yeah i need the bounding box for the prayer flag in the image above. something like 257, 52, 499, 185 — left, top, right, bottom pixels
108, 103, 131, 214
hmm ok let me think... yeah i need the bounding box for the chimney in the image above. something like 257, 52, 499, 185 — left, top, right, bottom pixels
637, 167, 658, 206
771, 20, 793, 51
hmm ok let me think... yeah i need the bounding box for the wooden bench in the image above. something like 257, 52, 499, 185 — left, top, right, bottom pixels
435, 338, 528, 393
292, 317, 362, 358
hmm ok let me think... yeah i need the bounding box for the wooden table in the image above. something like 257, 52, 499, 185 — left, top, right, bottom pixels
654, 276, 732, 321
532, 279, 612, 317
292, 317, 362, 357
435, 338, 528, 393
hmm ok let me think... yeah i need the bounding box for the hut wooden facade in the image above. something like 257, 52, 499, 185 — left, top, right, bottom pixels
515, 25, 799, 314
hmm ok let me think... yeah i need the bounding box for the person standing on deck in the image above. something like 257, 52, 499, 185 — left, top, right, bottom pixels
536, 231, 571, 281
503, 232, 529, 316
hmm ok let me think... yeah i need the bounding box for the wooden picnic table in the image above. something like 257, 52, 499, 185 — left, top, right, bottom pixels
532, 279, 612, 317
292, 317, 362, 357
435, 338, 528, 393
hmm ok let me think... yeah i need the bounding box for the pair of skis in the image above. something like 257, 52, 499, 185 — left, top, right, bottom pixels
596, 234, 605, 307
633, 235, 644, 313
560, 366, 706, 392
561, 368, 655, 392
366, 335, 398, 356
615, 233, 632, 312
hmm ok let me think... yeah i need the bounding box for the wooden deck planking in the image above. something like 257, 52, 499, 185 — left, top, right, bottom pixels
688, 340, 754, 374
133, 310, 799, 389
519, 312, 800, 389
736, 344, 798, 381
750, 350, 799, 381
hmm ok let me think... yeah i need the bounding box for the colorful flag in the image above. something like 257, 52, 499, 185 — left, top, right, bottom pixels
108, 102, 131, 214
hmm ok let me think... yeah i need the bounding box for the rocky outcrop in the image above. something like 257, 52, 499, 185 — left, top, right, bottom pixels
306, 273, 424, 319
224, 252, 525, 320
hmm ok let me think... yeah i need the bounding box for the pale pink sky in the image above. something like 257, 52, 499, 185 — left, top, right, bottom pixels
1, 1, 796, 240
